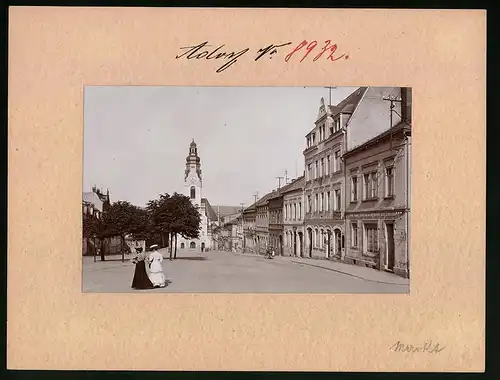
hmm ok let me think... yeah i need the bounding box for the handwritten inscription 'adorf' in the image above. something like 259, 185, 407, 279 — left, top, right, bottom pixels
175, 41, 250, 73
389, 340, 445, 355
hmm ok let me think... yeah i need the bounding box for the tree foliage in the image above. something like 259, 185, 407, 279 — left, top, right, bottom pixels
92, 192, 201, 259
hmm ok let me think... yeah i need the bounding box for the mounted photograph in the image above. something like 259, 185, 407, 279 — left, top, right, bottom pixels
82, 86, 412, 294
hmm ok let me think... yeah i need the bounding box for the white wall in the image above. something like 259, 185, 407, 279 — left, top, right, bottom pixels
347, 87, 402, 151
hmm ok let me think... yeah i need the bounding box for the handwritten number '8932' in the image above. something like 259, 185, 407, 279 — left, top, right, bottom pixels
285, 40, 348, 63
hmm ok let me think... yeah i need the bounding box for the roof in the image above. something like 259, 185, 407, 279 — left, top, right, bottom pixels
255, 191, 275, 207
217, 205, 242, 217
333, 87, 367, 116
243, 202, 257, 213
343, 122, 411, 159
201, 198, 218, 221
267, 190, 282, 201
82, 192, 104, 212
280, 176, 305, 195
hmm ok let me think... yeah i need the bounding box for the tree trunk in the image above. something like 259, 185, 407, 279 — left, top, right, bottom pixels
169, 234, 174, 260
121, 235, 125, 262
161, 233, 165, 248
174, 234, 178, 259
100, 238, 105, 261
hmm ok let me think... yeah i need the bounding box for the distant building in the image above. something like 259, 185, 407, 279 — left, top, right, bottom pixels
343, 87, 412, 278
82, 186, 110, 220
282, 176, 305, 257
242, 203, 257, 253
303, 88, 366, 259
82, 186, 111, 256
268, 190, 284, 255
254, 191, 275, 254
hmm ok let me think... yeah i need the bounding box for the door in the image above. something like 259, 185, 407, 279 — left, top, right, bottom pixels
386, 223, 395, 270
334, 229, 341, 256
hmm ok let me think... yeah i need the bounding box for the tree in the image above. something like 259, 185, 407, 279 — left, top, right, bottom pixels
146, 193, 171, 248
160, 193, 201, 259
102, 201, 147, 262
83, 213, 105, 261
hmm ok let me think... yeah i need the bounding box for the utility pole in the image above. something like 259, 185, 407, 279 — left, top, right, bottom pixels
324, 87, 337, 106
276, 176, 284, 189
240, 202, 245, 252
383, 95, 402, 151
253, 192, 259, 205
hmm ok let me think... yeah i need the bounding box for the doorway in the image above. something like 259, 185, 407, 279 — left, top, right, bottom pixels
385, 222, 395, 271
334, 229, 341, 256
307, 228, 313, 257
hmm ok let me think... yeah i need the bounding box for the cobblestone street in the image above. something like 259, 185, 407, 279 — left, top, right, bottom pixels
82, 249, 409, 293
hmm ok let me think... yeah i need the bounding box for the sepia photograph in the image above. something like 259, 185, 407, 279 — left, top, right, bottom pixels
82, 86, 412, 294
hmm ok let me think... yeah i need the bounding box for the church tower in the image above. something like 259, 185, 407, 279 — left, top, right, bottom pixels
184, 139, 202, 208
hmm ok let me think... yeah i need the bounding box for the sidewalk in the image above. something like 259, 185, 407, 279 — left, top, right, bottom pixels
234, 251, 409, 286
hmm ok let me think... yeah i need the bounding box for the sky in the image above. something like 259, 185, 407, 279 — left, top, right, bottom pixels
83, 86, 358, 208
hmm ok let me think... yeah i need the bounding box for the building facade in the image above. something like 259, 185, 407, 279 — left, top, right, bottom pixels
242, 203, 257, 253
268, 192, 284, 255
282, 176, 305, 257
303, 89, 367, 259
255, 192, 274, 254
343, 87, 412, 278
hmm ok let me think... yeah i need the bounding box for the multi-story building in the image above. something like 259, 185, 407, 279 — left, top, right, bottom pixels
303, 88, 367, 259
242, 203, 257, 253
268, 192, 284, 255
343, 87, 412, 278
282, 176, 305, 257
254, 191, 275, 254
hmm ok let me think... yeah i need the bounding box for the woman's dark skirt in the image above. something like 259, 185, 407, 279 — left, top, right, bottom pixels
131, 261, 154, 289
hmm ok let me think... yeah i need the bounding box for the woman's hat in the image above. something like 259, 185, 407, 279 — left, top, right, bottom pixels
149, 244, 159, 249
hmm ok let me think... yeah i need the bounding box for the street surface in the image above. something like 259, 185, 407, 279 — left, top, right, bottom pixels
82, 249, 409, 294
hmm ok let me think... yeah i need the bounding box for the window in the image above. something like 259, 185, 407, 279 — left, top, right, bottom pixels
314, 194, 318, 212
385, 166, 394, 197
351, 176, 358, 201
327, 155, 331, 174
320, 193, 324, 211
321, 158, 325, 176
363, 171, 378, 199
326, 191, 331, 211
299, 203, 302, 219
370, 172, 378, 198
294, 203, 297, 219
307, 164, 312, 180
364, 224, 378, 254
335, 189, 341, 211
190, 186, 196, 199
308, 195, 312, 212
334, 118, 341, 132
363, 173, 370, 199
315, 161, 319, 179
334, 150, 341, 172
351, 222, 358, 248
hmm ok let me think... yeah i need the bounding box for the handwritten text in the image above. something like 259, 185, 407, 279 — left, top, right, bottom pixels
389, 340, 446, 355
175, 40, 349, 73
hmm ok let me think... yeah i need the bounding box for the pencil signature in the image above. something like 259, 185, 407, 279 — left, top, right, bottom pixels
389, 340, 446, 354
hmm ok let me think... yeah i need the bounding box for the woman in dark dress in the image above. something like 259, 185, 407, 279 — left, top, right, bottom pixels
131, 247, 154, 290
